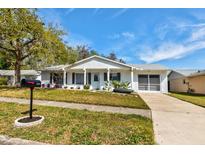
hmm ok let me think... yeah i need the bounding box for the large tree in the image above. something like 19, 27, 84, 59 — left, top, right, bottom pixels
0, 53, 10, 69
107, 51, 117, 61
0, 9, 69, 84
77, 45, 90, 60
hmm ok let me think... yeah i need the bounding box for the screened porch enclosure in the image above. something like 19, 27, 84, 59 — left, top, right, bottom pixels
138, 74, 160, 91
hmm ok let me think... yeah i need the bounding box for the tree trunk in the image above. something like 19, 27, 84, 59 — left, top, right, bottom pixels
14, 60, 21, 87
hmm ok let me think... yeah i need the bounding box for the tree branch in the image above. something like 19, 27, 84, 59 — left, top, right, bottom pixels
0, 44, 17, 56
21, 51, 34, 60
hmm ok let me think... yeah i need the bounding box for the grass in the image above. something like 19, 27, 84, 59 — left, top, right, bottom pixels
0, 102, 154, 144
0, 87, 149, 109
169, 92, 205, 108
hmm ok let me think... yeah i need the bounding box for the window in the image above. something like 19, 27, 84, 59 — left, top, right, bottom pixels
88, 73, 91, 84
76, 73, 84, 84
104, 73, 107, 81
94, 73, 99, 81
110, 73, 121, 81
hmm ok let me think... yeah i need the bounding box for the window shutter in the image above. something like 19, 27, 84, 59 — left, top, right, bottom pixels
104, 73, 107, 81
88, 73, 91, 84
72, 73, 75, 84
117, 73, 121, 81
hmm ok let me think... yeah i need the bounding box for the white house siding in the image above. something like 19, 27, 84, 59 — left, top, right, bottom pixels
69, 58, 129, 70
40, 56, 168, 93
132, 71, 139, 92
160, 71, 168, 93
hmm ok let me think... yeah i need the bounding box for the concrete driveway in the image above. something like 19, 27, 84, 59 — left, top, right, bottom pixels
139, 93, 205, 145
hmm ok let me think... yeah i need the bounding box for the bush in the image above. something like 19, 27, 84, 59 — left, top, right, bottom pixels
111, 80, 121, 89
83, 84, 90, 90
104, 81, 111, 91
0, 77, 7, 85
111, 80, 131, 89
121, 81, 130, 89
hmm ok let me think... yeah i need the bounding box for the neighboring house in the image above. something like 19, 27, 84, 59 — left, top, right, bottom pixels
168, 70, 205, 94
41, 55, 169, 93
0, 70, 41, 85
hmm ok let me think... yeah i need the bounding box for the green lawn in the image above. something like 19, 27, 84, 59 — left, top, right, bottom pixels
169, 92, 205, 108
0, 87, 149, 109
0, 102, 154, 144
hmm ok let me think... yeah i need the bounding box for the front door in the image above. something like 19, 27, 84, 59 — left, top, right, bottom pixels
92, 73, 100, 90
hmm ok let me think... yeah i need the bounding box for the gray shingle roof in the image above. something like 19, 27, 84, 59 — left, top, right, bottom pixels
188, 70, 205, 77
129, 64, 169, 70
0, 70, 40, 76
173, 69, 200, 77
42, 65, 70, 71
41, 55, 169, 71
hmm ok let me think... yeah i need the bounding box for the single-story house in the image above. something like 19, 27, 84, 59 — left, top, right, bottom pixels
41, 55, 169, 93
0, 70, 41, 85
168, 69, 205, 94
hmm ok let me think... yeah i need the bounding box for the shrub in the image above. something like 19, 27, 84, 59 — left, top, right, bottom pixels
0, 77, 7, 85
104, 81, 112, 91
111, 80, 130, 89
121, 81, 130, 89
111, 80, 121, 89
83, 84, 90, 90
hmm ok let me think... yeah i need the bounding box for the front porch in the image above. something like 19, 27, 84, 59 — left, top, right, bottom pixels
62, 68, 134, 90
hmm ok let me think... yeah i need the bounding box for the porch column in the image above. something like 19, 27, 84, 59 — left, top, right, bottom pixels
84, 68, 87, 85
131, 67, 134, 89
13, 74, 15, 85
107, 68, 110, 83
107, 68, 110, 89
63, 69, 66, 86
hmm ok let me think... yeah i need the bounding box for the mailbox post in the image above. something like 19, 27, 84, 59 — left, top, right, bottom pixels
30, 87, 34, 119
21, 79, 41, 119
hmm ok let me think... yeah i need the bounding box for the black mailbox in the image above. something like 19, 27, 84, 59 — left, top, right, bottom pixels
20, 79, 41, 119
21, 79, 41, 88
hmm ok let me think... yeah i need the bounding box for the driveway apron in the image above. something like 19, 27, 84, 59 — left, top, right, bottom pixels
139, 93, 205, 145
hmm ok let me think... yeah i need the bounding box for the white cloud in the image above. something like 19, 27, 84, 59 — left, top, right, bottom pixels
93, 8, 100, 15
108, 32, 135, 40
139, 22, 205, 63
63, 33, 93, 47
111, 9, 129, 18
140, 41, 205, 63
188, 27, 205, 41
121, 32, 136, 40
108, 34, 121, 40
65, 8, 75, 15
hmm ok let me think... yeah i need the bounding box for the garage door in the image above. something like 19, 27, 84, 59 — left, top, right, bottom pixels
138, 74, 160, 91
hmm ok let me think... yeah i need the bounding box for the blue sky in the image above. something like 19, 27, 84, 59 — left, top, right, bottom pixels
38, 9, 205, 69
